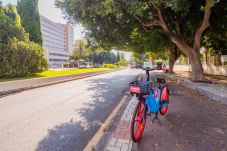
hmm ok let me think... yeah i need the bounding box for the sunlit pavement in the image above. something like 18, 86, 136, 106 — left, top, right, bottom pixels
0, 69, 142, 151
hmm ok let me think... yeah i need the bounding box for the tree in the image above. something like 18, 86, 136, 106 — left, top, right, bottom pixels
89, 51, 118, 65
167, 46, 181, 73
0, 38, 48, 77
116, 51, 120, 62
130, 53, 144, 65
202, 2, 227, 58
118, 59, 128, 66
0, 5, 26, 43
0, 4, 47, 78
120, 53, 125, 60
17, 0, 42, 45
56, 0, 225, 81
71, 40, 89, 60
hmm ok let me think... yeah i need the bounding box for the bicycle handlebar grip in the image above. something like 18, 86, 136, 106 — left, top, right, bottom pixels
162, 67, 171, 71
142, 66, 159, 71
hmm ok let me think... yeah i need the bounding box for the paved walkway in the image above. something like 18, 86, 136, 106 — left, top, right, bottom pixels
167, 71, 227, 105
104, 98, 138, 151
96, 73, 227, 151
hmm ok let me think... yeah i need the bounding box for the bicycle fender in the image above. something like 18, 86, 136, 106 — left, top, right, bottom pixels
146, 95, 159, 113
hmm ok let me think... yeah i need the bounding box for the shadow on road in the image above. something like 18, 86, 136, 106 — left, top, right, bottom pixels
36, 72, 139, 151
36, 122, 89, 151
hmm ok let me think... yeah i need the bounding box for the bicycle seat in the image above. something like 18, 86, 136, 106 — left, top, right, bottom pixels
143, 67, 151, 71
156, 78, 166, 84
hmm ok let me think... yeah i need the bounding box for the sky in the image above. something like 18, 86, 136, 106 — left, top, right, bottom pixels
2, 0, 132, 60
2, 0, 85, 40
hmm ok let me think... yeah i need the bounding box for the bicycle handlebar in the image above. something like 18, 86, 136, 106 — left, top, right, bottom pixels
142, 66, 171, 72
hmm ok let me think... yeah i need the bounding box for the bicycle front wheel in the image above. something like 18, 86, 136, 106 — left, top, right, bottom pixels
131, 99, 146, 142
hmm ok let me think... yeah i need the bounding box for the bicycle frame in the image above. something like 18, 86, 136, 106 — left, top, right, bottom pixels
143, 68, 169, 113
130, 64, 170, 142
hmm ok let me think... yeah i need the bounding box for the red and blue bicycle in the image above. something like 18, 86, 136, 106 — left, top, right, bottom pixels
129, 63, 170, 142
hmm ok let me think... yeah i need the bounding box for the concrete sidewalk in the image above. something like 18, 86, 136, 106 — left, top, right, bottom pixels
94, 96, 137, 151
0, 69, 121, 96
165, 71, 227, 105
94, 73, 227, 151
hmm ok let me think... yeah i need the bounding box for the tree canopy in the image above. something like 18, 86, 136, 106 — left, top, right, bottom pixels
17, 0, 43, 45
0, 5, 26, 44
0, 4, 47, 78
56, 0, 226, 81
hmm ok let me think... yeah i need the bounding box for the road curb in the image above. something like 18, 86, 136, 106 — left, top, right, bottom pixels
165, 73, 227, 105
83, 73, 143, 151
83, 95, 128, 151
0, 69, 123, 97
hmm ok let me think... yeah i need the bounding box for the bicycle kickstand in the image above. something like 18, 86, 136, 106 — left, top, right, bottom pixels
151, 112, 162, 126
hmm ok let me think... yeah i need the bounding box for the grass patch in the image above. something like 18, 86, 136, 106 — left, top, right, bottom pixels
0, 68, 111, 82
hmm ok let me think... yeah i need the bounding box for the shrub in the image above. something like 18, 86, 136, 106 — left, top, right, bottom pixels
0, 4, 48, 78
0, 38, 48, 78
118, 59, 128, 66
103, 64, 118, 68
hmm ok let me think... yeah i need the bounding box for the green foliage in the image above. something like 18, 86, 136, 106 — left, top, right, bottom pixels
71, 40, 90, 60
202, 1, 227, 54
0, 4, 48, 78
71, 40, 119, 66
90, 51, 118, 65
130, 53, 144, 64
17, 0, 43, 45
56, 0, 224, 53
120, 52, 125, 60
57, 0, 225, 80
146, 49, 169, 62
0, 6, 27, 43
55, 0, 180, 57
0, 38, 48, 78
103, 64, 118, 68
118, 59, 128, 66
116, 51, 120, 62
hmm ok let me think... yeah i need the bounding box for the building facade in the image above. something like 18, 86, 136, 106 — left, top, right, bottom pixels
40, 16, 74, 68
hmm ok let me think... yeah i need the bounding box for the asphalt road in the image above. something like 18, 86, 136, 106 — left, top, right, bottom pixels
0, 69, 141, 151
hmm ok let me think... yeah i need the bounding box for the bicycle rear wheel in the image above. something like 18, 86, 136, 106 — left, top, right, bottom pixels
160, 105, 168, 115
131, 99, 146, 142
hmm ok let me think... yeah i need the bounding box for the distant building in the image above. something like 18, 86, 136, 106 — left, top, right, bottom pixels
40, 15, 74, 68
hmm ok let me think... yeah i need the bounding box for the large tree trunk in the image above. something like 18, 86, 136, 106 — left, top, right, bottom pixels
189, 51, 205, 81
150, 0, 212, 82
170, 36, 206, 81
168, 48, 180, 74
168, 50, 175, 73
204, 47, 208, 65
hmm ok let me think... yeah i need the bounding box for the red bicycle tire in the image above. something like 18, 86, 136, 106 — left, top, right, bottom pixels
160, 105, 168, 115
131, 99, 146, 142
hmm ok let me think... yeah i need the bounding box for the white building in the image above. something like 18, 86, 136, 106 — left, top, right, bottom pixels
40, 16, 74, 68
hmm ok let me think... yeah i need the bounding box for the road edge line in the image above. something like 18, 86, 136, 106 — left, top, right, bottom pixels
83, 95, 127, 151
83, 73, 143, 151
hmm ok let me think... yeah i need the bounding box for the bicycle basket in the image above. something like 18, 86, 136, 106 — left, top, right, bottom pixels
129, 80, 152, 96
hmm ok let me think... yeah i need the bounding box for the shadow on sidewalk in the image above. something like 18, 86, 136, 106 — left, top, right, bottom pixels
132, 78, 227, 151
